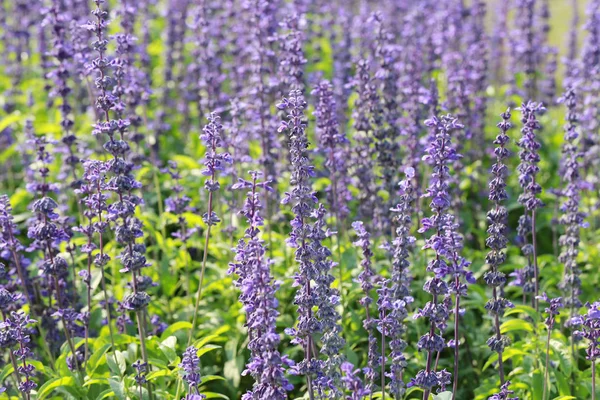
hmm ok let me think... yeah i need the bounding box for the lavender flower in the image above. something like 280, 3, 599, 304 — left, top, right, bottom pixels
0, 196, 33, 305
581, 0, 600, 207
488, 381, 518, 400
384, 169, 416, 397
516, 101, 545, 310
372, 12, 401, 218
352, 221, 379, 394
340, 362, 370, 400
351, 59, 382, 231
485, 110, 514, 385
179, 346, 205, 399
538, 293, 564, 400
413, 114, 473, 396
116, 0, 151, 162
573, 302, 600, 361
189, 113, 232, 344
466, 0, 489, 157
573, 302, 600, 399
557, 88, 586, 322
278, 90, 345, 398
229, 171, 293, 399
163, 161, 196, 244
47, 0, 80, 190
511, 0, 539, 99
0, 312, 37, 395
278, 15, 306, 93
85, 0, 152, 392
312, 80, 352, 222
245, 0, 280, 187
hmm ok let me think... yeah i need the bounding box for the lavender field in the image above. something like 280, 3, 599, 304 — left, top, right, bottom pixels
0, 0, 599, 399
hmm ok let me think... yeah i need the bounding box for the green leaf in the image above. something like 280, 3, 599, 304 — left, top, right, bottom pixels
203, 392, 230, 399
98, 389, 116, 399
201, 375, 226, 385
0, 364, 15, 383
500, 319, 534, 334
86, 343, 112, 376
0, 112, 23, 132
482, 348, 528, 371
532, 369, 544, 400
147, 369, 173, 381
554, 371, 571, 397
159, 336, 178, 363
160, 321, 192, 340
109, 378, 126, 400
433, 392, 453, 400
37, 377, 77, 400
196, 344, 221, 358
106, 351, 126, 376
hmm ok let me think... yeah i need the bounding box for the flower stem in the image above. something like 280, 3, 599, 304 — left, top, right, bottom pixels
543, 325, 552, 400
532, 209, 539, 312
593, 360, 596, 400
188, 190, 214, 346
452, 277, 461, 400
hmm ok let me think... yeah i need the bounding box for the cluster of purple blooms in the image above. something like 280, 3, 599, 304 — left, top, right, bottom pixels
278, 90, 345, 398
484, 110, 514, 388
411, 114, 473, 395
229, 171, 293, 399
557, 88, 587, 319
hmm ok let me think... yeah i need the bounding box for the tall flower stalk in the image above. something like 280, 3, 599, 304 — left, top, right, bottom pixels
85, 0, 152, 396
188, 113, 231, 345
516, 101, 545, 311
538, 293, 563, 400
47, 0, 80, 191
557, 88, 587, 378
278, 89, 346, 399
412, 115, 471, 399
573, 302, 600, 400
76, 160, 115, 360
383, 169, 415, 398
313, 79, 351, 312
351, 59, 381, 232
352, 221, 379, 395
558, 88, 586, 320
229, 171, 293, 399
0, 311, 37, 399
485, 110, 515, 386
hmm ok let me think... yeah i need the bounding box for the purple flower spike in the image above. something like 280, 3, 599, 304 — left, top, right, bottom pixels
417, 114, 472, 395
229, 171, 293, 399
516, 101, 545, 310
278, 89, 345, 398
312, 80, 352, 222
484, 109, 515, 387
352, 221, 379, 394
488, 380, 519, 400
557, 88, 586, 323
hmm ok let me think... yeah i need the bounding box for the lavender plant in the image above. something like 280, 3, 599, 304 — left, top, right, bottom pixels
557, 88, 586, 329
352, 221, 379, 394
485, 109, 515, 386
229, 171, 293, 399
278, 89, 346, 398
189, 113, 231, 345
412, 114, 473, 399
85, 0, 153, 395
573, 302, 600, 400
516, 101, 545, 311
